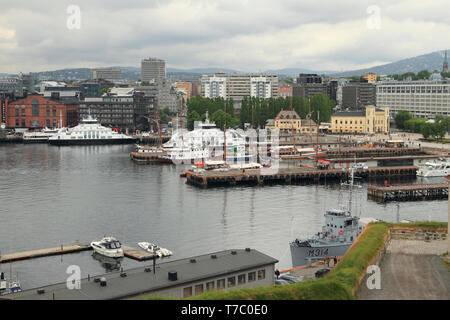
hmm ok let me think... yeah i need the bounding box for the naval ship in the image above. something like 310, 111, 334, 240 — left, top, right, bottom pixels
289, 168, 375, 267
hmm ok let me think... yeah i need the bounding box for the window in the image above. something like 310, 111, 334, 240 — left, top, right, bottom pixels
258, 269, 266, 280
53, 107, 56, 117
227, 276, 236, 288
46, 120, 50, 127
15, 109, 19, 116
183, 287, 192, 298
194, 284, 204, 295
32, 99, 39, 116
15, 119, 19, 126
248, 272, 256, 282
238, 274, 246, 285
216, 279, 225, 289
206, 281, 214, 291
21, 120, 25, 127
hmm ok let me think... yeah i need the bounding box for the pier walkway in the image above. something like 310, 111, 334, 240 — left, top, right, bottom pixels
367, 183, 448, 202
186, 166, 418, 188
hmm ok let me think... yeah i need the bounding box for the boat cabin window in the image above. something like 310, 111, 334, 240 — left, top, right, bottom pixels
345, 220, 352, 227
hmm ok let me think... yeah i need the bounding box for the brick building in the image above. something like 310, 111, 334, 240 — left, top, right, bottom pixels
6, 94, 78, 129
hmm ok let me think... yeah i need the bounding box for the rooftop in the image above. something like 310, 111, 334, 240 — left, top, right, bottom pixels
5, 248, 277, 300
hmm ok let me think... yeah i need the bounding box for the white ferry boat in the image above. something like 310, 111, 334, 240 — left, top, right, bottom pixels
48, 116, 136, 145
416, 158, 450, 177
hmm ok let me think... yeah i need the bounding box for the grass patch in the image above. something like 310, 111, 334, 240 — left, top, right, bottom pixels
388, 221, 448, 230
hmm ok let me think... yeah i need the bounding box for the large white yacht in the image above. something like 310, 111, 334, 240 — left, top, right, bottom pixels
90, 236, 124, 258
48, 116, 136, 145
417, 158, 450, 177
162, 112, 252, 164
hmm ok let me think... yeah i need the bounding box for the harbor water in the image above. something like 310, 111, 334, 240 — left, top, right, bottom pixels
0, 143, 447, 290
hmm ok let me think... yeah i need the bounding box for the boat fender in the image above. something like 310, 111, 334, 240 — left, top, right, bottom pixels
339, 229, 344, 235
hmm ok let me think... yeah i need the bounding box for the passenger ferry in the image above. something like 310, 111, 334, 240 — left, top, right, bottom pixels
48, 116, 136, 145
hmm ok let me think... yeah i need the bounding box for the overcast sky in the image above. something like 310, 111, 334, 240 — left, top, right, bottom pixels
0, 0, 449, 74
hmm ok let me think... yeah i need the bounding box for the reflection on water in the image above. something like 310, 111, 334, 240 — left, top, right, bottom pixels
91, 252, 123, 273
0, 144, 447, 290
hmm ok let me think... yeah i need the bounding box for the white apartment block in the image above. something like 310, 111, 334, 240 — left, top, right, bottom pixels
250, 76, 272, 98
141, 58, 166, 83
202, 76, 227, 98
201, 74, 278, 100
92, 68, 122, 80
376, 81, 450, 118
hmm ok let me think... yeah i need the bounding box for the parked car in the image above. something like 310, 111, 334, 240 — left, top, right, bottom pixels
279, 274, 303, 283
315, 268, 330, 278
274, 278, 290, 285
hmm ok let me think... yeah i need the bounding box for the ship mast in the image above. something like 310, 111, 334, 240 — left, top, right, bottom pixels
157, 106, 162, 148
309, 98, 313, 148
316, 110, 319, 165
290, 96, 295, 153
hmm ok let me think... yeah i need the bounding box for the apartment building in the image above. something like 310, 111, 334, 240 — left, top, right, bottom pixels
376, 80, 450, 118
200, 74, 278, 100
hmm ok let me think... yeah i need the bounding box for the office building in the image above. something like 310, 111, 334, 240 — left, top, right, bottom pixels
376, 80, 450, 118
342, 80, 376, 110
92, 68, 122, 81
330, 105, 389, 134
141, 58, 166, 83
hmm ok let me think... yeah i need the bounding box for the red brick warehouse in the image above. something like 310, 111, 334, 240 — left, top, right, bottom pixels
5, 94, 79, 129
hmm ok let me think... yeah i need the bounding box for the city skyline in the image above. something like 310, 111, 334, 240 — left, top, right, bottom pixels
0, 0, 450, 74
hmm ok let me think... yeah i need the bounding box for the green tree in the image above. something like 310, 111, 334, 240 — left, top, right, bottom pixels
210, 109, 240, 130
417, 70, 431, 80
394, 110, 412, 129
186, 110, 201, 130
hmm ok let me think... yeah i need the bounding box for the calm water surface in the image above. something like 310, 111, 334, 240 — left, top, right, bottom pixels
0, 144, 447, 290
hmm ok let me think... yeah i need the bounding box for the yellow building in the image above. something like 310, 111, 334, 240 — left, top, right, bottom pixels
266, 110, 317, 134
363, 73, 377, 83
330, 106, 389, 134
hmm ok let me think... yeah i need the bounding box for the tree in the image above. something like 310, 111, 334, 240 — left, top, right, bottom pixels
394, 110, 412, 129
210, 109, 240, 130
417, 70, 431, 80
186, 110, 201, 130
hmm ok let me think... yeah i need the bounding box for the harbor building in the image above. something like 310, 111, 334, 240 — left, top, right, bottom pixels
141, 58, 166, 83
5, 94, 78, 129
265, 110, 318, 134
5, 249, 277, 300
92, 68, 122, 81
330, 105, 389, 134
342, 79, 376, 110
376, 80, 450, 118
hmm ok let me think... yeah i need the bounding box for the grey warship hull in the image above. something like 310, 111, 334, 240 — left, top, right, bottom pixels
289, 241, 352, 267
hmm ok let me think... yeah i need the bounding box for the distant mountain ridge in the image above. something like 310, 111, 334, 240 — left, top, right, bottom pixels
2, 49, 448, 81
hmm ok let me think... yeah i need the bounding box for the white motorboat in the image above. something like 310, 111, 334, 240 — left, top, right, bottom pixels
138, 242, 172, 257
23, 127, 62, 143
417, 158, 450, 177
90, 236, 124, 258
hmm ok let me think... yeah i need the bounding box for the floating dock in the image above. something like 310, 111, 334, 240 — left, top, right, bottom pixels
326, 147, 423, 158
121, 245, 157, 261
367, 183, 448, 202
0, 243, 156, 264
186, 166, 418, 188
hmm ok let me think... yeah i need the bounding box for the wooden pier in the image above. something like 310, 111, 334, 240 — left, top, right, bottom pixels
326, 147, 423, 158
186, 166, 418, 188
367, 183, 448, 202
0, 243, 92, 264
0, 243, 156, 264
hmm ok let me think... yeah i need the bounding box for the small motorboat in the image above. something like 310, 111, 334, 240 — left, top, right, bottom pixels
90, 236, 124, 258
138, 242, 172, 257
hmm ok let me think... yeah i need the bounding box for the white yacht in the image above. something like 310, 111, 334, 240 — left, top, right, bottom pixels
48, 116, 136, 145
162, 112, 252, 164
90, 236, 124, 258
417, 158, 450, 177
138, 242, 172, 257
23, 127, 61, 143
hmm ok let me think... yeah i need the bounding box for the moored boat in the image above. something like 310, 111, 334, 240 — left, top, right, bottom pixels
90, 236, 124, 258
